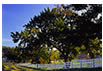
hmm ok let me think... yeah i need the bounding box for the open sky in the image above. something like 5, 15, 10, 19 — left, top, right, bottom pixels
2, 4, 55, 47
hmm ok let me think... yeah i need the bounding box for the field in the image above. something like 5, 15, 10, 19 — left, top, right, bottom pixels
2, 62, 102, 71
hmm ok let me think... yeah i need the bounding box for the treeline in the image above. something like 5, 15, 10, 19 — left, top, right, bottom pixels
2, 46, 60, 64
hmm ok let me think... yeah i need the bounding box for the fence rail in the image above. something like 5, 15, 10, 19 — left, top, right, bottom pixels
65, 58, 102, 68
17, 58, 102, 69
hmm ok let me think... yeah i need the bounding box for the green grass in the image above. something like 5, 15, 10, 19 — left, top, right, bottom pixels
21, 66, 102, 71
2, 62, 102, 71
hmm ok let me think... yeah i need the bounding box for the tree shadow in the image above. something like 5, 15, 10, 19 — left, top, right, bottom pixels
20, 66, 102, 71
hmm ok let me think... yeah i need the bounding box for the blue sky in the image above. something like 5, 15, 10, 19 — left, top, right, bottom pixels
2, 4, 55, 47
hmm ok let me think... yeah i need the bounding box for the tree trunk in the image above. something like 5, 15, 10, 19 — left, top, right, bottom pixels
49, 59, 51, 64
64, 56, 69, 62
64, 56, 69, 68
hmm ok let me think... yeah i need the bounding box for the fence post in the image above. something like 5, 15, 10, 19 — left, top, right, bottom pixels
80, 59, 82, 68
55, 64, 56, 69
93, 59, 95, 68
37, 64, 38, 68
71, 61, 73, 68
63, 62, 66, 69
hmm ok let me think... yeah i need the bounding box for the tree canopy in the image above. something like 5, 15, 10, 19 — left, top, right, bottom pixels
11, 4, 102, 64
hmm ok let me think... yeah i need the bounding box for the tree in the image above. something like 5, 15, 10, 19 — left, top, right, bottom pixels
48, 48, 60, 63
11, 4, 102, 67
2, 46, 22, 62
11, 7, 80, 63
38, 48, 60, 64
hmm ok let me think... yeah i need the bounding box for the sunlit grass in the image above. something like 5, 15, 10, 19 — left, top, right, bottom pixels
2, 62, 102, 71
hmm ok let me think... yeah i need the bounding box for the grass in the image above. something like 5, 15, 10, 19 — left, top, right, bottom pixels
2, 62, 102, 71
20, 66, 102, 71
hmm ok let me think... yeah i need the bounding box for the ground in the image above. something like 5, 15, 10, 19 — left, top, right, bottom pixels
2, 62, 102, 71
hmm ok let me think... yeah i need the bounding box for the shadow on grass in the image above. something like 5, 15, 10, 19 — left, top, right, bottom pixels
21, 66, 102, 71
20, 66, 52, 71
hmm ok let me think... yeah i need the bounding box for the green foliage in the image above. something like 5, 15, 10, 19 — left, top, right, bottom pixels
10, 4, 102, 64
3, 46, 60, 64
49, 49, 60, 61
39, 57, 44, 64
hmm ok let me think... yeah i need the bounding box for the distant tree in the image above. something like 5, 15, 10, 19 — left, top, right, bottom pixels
2, 46, 8, 57
2, 46, 21, 62
48, 48, 60, 63
38, 47, 60, 64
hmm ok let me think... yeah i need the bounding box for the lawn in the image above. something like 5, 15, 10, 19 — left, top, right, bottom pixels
2, 62, 102, 71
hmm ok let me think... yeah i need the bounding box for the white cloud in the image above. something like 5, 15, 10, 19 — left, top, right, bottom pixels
2, 39, 12, 42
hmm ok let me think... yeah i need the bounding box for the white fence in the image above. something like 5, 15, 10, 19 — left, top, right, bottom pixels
17, 58, 102, 69
66, 58, 102, 68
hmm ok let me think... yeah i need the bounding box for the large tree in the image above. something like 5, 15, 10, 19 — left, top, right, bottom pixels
11, 7, 80, 63
11, 4, 102, 66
